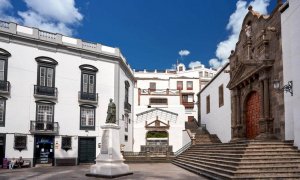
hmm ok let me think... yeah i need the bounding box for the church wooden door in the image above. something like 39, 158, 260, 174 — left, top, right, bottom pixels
246, 91, 260, 139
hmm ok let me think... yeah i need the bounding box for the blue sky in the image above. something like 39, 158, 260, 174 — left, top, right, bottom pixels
1, 0, 277, 70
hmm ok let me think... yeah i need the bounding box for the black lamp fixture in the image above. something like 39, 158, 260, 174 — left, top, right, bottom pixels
273, 80, 293, 96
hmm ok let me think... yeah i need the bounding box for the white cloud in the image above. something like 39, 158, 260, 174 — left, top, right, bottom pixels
210, 0, 270, 69
23, 0, 83, 24
179, 50, 190, 57
0, 0, 83, 36
0, 0, 20, 22
188, 61, 203, 69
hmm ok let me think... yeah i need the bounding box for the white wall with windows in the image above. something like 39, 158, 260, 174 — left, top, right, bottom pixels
0, 22, 134, 166
200, 64, 231, 143
133, 63, 217, 152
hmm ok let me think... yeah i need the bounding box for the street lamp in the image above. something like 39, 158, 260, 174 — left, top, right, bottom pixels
273, 80, 293, 96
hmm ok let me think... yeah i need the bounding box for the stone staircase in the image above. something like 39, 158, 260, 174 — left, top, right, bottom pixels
173, 140, 300, 179
185, 121, 221, 144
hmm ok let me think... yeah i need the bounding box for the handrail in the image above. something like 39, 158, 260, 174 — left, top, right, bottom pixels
174, 141, 192, 156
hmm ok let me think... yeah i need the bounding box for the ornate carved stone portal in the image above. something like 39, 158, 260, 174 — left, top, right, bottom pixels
227, 6, 284, 141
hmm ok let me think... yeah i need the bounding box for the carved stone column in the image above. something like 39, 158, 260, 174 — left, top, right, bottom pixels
236, 89, 243, 138
259, 80, 267, 134
231, 89, 238, 139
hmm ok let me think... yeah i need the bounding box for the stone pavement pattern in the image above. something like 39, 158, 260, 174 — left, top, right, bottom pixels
0, 163, 208, 180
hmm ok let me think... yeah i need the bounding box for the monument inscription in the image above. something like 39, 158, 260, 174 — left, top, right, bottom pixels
101, 130, 109, 154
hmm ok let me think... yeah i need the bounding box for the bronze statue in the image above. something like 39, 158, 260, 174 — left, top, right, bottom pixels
106, 98, 116, 124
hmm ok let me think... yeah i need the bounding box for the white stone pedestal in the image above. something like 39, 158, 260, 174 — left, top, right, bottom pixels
86, 124, 132, 178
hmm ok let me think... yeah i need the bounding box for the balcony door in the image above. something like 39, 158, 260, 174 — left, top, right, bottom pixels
82, 73, 95, 94
36, 102, 54, 131
39, 66, 54, 88
35, 57, 58, 96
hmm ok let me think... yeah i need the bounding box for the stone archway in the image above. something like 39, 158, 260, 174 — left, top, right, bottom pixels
245, 91, 260, 139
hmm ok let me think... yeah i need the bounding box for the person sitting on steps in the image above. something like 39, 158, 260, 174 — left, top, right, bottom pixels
9, 157, 16, 169
16, 156, 24, 168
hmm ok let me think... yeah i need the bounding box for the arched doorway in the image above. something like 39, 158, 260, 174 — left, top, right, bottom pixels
245, 91, 260, 139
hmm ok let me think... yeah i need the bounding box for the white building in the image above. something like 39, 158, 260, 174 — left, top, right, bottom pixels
281, 0, 300, 148
199, 63, 231, 143
0, 21, 134, 166
133, 63, 217, 152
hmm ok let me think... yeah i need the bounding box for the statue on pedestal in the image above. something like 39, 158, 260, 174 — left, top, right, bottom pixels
106, 99, 116, 124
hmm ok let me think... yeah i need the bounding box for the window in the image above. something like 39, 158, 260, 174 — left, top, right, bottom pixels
0, 97, 6, 126
125, 81, 130, 104
36, 57, 57, 87
187, 81, 193, 90
199, 71, 203, 77
206, 95, 210, 114
79, 65, 98, 101
182, 94, 194, 103
149, 82, 156, 91
61, 137, 72, 151
124, 114, 128, 132
0, 59, 6, 81
205, 72, 208, 77
35, 57, 58, 96
179, 66, 183, 71
210, 73, 214, 78
36, 103, 54, 122
149, 98, 168, 105
219, 84, 224, 107
177, 81, 183, 90
14, 135, 27, 151
125, 135, 128, 142
0, 48, 11, 92
35, 101, 55, 131
80, 105, 96, 130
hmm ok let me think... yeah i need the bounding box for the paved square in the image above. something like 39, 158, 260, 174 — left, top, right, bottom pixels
0, 163, 208, 180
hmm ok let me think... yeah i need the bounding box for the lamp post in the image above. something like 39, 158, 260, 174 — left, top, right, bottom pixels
273, 80, 293, 96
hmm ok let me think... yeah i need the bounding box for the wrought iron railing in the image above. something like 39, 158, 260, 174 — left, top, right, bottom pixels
0, 20, 9, 29
140, 89, 180, 95
30, 121, 59, 134
34, 85, 57, 98
0, 80, 10, 93
174, 141, 192, 156
78, 91, 98, 102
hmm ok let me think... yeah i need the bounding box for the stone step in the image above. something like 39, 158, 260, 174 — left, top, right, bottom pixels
179, 154, 241, 162
172, 160, 233, 180
179, 155, 240, 165
184, 152, 243, 158
238, 164, 300, 170
174, 158, 235, 176
177, 156, 237, 171
234, 169, 300, 177
240, 156, 300, 162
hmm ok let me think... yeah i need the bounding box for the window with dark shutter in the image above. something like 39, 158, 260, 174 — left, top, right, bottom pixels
14, 135, 27, 151
61, 137, 72, 151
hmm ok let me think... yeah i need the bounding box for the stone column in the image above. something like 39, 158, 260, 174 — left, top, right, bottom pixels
231, 89, 238, 139
259, 80, 266, 134
236, 89, 242, 138
263, 78, 270, 118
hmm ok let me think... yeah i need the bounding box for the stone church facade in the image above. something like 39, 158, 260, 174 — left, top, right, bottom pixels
227, 4, 284, 141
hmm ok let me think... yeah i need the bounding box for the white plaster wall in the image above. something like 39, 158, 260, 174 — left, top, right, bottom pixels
5, 134, 34, 160
200, 66, 231, 143
133, 106, 186, 152
281, 0, 300, 148
0, 40, 133, 158
118, 66, 134, 151
182, 130, 191, 146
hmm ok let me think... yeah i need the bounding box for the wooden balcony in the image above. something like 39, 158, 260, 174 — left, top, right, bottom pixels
0, 80, 10, 94
78, 91, 98, 104
30, 121, 59, 135
34, 85, 58, 99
